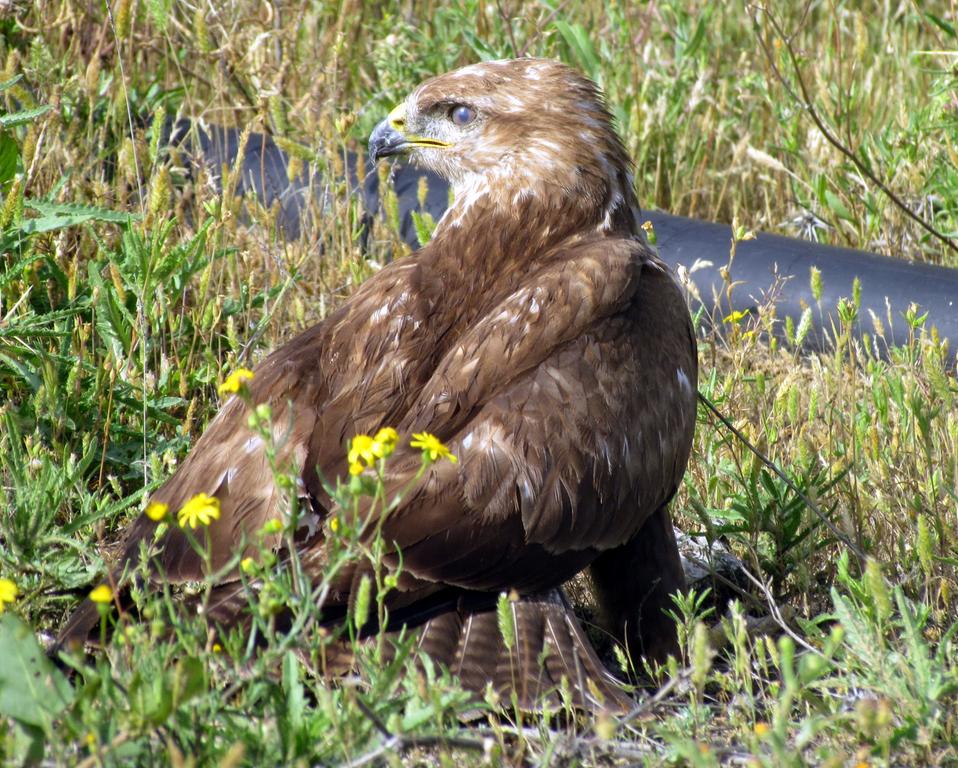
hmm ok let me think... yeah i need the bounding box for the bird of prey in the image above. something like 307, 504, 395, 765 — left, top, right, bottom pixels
59, 58, 698, 711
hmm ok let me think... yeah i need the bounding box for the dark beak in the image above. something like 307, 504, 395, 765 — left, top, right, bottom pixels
369, 119, 407, 162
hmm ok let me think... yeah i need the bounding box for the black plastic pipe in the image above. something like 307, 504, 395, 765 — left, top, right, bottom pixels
643, 211, 958, 358
166, 121, 958, 366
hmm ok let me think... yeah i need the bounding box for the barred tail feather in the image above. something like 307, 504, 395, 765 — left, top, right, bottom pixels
416, 589, 632, 713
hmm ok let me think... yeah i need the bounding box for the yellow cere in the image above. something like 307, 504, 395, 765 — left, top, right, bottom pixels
0, 578, 19, 612
89, 584, 114, 604
387, 102, 406, 131
177, 492, 221, 529
410, 432, 458, 464
145, 501, 169, 521
217, 367, 255, 396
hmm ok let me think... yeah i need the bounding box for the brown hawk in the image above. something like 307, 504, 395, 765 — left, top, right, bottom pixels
59, 58, 698, 712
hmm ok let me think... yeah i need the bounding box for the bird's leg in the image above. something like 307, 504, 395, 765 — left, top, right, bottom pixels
588, 503, 686, 667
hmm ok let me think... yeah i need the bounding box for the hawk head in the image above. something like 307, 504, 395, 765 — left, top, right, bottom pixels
369, 58, 639, 235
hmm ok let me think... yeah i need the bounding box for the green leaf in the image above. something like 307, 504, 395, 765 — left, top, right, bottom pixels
460, 29, 503, 61
683, 15, 708, 59
22, 199, 136, 234
96, 277, 135, 360
824, 190, 855, 222
0, 105, 53, 129
0, 613, 74, 730
60, 462, 160, 536
282, 651, 304, 741
926, 13, 957, 39
895, 587, 932, 695
25, 199, 136, 222
171, 656, 206, 706
0, 74, 23, 92
553, 20, 601, 81
0, 352, 42, 391
0, 130, 19, 187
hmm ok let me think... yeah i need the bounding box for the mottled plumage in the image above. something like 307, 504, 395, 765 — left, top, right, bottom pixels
59, 58, 697, 711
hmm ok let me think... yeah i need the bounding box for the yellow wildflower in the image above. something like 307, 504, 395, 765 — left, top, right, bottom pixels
261, 518, 283, 535
89, 584, 114, 604
754, 722, 770, 736
371, 427, 398, 459
410, 432, 458, 464
641, 220, 656, 244
724, 309, 749, 324
0, 578, 18, 612
329, 516, 340, 533
217, 367, 254, 396
212, 643, 222, 653
177, 492, 221, 529
145, 501, 169, 521
348, 434, 376, 475
240, 557, 255, 573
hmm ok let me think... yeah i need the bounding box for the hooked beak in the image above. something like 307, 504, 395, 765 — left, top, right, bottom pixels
368, 118, 406, 162
368, 102, 450, 162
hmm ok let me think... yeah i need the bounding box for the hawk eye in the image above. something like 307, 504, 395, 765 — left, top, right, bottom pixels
449, 104, 476, 126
